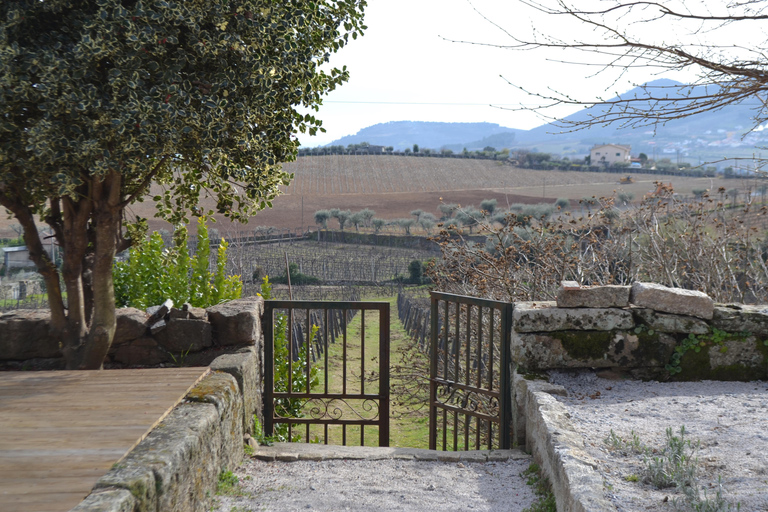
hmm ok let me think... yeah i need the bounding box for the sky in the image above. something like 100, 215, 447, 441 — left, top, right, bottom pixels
298, 0, 754, 148
297, 0, 668, 147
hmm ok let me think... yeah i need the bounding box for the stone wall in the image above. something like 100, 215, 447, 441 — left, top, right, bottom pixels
0, 297, 265, 372
71, 348, 261, 512
514, 281, 768, 381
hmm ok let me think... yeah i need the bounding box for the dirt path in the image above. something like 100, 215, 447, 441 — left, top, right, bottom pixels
212, 456, 537, 512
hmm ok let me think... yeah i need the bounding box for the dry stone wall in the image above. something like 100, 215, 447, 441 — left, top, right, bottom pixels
514, 281, 768, 381
0, 296, 265, 371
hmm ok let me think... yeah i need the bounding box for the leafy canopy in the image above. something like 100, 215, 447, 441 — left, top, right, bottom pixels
1, 0, 367, 223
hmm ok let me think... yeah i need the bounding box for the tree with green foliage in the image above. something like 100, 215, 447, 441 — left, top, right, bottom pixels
480, 199, 497, 214
371, 218, 386, 233
0, 0, 366, 369
336, 209, 351, 230
617, 192, 634, 205
358, 208, 375, 227
349, 211, 365, 231
555, 198, 570, 210
438, 203, 458, 221
393, 218, 415, 235
314, 210, 331, 229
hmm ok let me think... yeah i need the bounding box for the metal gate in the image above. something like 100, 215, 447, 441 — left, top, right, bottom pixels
429, 291, 513, 451
263, 300, 390, 447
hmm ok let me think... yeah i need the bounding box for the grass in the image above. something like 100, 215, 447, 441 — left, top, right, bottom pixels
521, 463, 557, 512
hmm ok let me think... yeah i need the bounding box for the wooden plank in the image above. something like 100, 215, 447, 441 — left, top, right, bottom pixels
0, 368, 210, 512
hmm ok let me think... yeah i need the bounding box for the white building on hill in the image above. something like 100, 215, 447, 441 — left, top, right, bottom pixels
590, 144, 631, 165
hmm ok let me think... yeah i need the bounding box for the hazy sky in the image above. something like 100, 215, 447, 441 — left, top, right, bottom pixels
297, 0, 679, 147
299, 0, 754, 148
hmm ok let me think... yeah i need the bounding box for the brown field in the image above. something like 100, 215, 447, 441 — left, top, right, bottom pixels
1, 155, 755, 237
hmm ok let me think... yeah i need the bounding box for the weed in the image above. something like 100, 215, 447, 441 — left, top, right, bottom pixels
613, 427, 741, 511
521, 463, 557, 512
643, 426, 699, 489
666, 329, 750, 375
216, 470, 240, 496
604, 429, 646, 455
674, 476, 741, 512
169, 346, 192, 367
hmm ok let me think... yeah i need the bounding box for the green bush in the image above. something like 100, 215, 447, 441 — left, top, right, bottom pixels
113, 216, 242, 309
271, 263, 322, 285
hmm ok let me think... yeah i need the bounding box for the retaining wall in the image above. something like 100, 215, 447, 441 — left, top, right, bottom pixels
71, 346, 260, 511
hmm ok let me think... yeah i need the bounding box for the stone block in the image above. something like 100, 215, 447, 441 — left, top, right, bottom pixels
146, 299, 173, 324
112, 307, 149, 347
630, 282, 714, 319
632, 308, 710, 334
556, 282, 631, 308
185, 372, 244, 471
111, 337, 169, 366
207, 296, 264, 346
0, 309, 60, 360
69, 488, 136, 512
512, 371, 567, 447
525, 391, 614, 512
513, 302, 634, 332
712, 304, 768, 337
512, 331, 676, 371
156, 318, 213, 353
211, 347, 260, 434
183, 303, 208, 320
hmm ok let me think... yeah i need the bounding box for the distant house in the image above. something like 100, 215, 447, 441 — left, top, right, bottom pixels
2, 245, 54, 271
590, 144, 631, 165
360, 144, 385, 154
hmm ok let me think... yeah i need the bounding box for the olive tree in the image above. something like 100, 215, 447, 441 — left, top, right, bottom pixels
0, 0, 366, 369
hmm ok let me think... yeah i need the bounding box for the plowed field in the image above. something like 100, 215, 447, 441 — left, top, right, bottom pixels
0, 156, 735, 237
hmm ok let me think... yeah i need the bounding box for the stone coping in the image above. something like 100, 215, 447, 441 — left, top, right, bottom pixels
514, 372, 616, 512
70, 349, 258, 512
251, 443, 528, 463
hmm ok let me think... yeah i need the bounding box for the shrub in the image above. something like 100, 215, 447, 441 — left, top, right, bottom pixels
113, 216, 241, 309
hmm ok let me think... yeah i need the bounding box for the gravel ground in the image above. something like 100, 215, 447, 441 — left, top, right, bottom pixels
212, 457, 538, 512
548, 370, 768, 512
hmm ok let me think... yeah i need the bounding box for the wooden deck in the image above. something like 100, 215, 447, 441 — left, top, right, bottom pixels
0, 368, 210, 512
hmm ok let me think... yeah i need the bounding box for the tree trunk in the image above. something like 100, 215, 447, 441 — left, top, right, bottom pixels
60, 195, 91, 368
78, 171, 122, 369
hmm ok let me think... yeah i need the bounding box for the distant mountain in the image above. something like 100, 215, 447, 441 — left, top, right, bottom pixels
325, 121, 524, 151
322, 81, 767, 165
514, 79, 765, 161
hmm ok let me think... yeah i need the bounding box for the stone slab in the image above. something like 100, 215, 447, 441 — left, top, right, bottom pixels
512, 330, 677, 371
712, 304, 768, 337
70, 489, 136, 512
557, 282, 631, 308
632, 308, 710, 335
514, 302, 634, 332
250, 444, 529, 463
630, 282, 714, 320
525, 390, 615, 512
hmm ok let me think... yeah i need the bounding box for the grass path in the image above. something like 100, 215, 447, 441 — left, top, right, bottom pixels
303, 296, 430, 448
